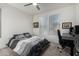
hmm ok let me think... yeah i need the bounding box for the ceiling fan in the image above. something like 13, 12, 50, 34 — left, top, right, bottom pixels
24, 3, 40, 10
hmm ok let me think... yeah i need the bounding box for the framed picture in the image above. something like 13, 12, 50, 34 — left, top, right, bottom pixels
62, 22, 72, 29
33, 22, 39, 28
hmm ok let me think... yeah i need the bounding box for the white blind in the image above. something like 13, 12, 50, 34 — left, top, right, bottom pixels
40, 14, 59, 35
49, 14, 59, 34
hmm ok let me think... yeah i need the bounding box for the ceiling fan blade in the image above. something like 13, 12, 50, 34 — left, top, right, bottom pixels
24, 3, 33, 6
36, 5, 40, 10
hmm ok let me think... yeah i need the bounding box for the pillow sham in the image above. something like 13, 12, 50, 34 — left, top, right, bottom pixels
15, 34, 25, 39
23, 33, 32, 38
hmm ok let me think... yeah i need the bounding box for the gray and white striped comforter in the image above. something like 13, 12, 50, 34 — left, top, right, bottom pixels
13, 36, 42, 56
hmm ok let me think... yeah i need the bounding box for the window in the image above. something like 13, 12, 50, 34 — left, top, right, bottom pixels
40, 16, 49, 35
40, 14, 59, 35
49, 14, 59, 34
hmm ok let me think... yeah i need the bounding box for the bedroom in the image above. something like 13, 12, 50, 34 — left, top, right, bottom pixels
0, 3, 79, 56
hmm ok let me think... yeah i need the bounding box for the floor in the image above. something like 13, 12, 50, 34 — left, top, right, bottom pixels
0, 42, 70, 56
0, 47, 18, 56
42, 43, 70, 56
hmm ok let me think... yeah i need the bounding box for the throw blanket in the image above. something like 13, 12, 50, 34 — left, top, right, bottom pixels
27, 39, 50, 56
13, 36, 42, 56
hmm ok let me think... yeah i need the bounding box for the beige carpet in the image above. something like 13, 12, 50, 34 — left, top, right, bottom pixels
0, 47, 18, 56
0, 43, 70, 56
42, 43, 70, 56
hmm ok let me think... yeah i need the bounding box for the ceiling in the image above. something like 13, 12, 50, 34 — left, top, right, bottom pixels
8, 3, 75, 15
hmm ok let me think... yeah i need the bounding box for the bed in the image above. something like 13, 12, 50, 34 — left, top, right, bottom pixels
0, 33, 50, 56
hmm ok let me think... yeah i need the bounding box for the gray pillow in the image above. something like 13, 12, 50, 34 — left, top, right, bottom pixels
23, 33, 32, 38
15, 34, 25, 39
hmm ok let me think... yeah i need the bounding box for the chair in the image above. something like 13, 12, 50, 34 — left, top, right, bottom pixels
74, 35, 79, 55
57, 29, 74, 56
57, 30, 65, 48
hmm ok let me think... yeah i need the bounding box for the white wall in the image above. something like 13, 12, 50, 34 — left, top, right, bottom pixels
75, 4, 79, 25
0, 4, 33, 49
33, 5, 75, 43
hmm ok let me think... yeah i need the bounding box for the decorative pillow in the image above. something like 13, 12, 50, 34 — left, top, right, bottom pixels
15, 34, 25, 39
23, 33, 32, 38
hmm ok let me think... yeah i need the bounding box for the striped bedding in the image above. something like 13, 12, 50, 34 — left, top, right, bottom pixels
13, 36, 42, 56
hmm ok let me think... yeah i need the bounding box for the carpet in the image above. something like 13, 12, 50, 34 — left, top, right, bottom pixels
42, 42, 70, 56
